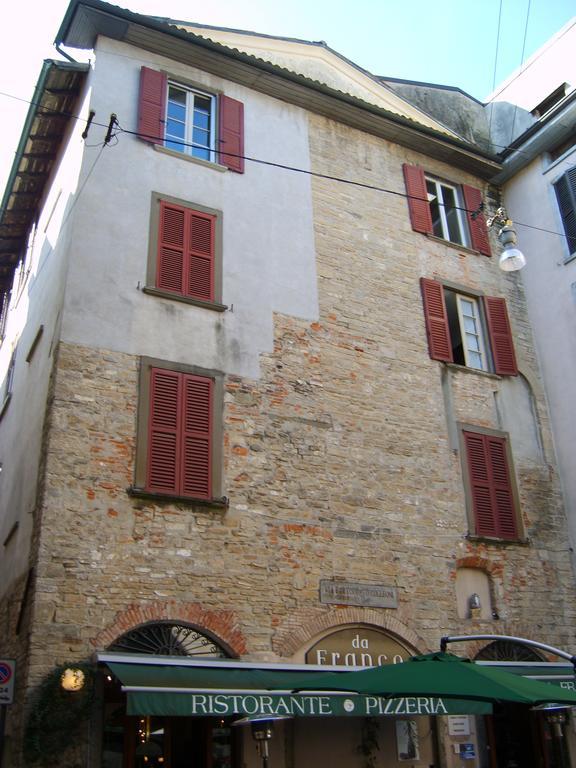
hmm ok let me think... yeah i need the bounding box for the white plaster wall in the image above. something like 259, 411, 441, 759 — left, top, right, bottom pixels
60, 37, 318, 379
503, 147, 576, 542
0, 85, 91, 593
487, 18, 576, 109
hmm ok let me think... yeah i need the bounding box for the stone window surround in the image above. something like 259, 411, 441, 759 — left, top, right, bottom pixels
431, 276, 496, 374
143, 191, 227, 312
457, 421, 526, 545
129, 355, 226, 507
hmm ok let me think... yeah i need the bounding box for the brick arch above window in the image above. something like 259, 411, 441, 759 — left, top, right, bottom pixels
454, 555, 498, 576
91, 599, 247, 656
272, 607, 426, 659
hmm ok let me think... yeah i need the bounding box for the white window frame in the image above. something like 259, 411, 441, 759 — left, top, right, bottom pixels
425, 176, 468, 246
165, 82, 217, 163
455, 294, 487, 371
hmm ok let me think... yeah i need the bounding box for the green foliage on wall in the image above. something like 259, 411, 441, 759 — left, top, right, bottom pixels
356, 716, 380, 768
23, 661, 95, 765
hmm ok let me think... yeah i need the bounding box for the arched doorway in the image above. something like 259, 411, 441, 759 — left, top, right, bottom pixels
102, 621, 237, 768
474, 641, 571, 768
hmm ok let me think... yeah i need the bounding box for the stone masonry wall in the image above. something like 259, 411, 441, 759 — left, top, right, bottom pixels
13, 109, 576, 766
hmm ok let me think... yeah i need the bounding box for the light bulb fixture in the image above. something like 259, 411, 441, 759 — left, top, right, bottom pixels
486, 207, 526, 272
60, 667, 85, 692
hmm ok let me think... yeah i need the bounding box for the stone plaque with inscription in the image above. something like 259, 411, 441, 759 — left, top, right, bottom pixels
320, 579, 398, 609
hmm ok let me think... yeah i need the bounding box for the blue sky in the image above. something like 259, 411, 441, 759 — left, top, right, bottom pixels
0, 0, 574, 192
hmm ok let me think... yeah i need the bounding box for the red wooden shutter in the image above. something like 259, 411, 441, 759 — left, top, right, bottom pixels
487, 437, 518, 540
138, 67, 167, 144
186, 211, 215, 301
146, 369, 213, 499
462, 185, 491, 256
218, 95, 244, 173
157, 202, 215, 301
420, 278, 453, 362
157, 201, 186, 294
181, 374, 213, 499
403, 164, 433, 234
147, 368, 181, 494
464, 431, 517, 540
483, 296, 518, 375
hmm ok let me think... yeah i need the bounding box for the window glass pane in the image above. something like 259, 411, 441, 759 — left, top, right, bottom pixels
166, 120, 185, 140
465, 333, 481, 352
194, 109, 210, 131
441, 184, 463, 244
167, 101, 186, 122
194, 94, 212, 113
192, 146, 211, 161
193, 126, 210, 148
456, 294, 486, 370
426, 180, 443, 238
468, 351, 483, 369
168, 86, 186, 105
166, 85, 214, 160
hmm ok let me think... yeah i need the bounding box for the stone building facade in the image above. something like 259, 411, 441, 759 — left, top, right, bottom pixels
1, 3, 575, 768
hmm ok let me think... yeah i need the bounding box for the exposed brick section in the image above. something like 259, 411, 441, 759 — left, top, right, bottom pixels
93, 600, 247, 655
273, 607, 426, 658
5, 105, 576, 768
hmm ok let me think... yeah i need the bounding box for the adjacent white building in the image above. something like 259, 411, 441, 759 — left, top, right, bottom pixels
490, 18, 576, 559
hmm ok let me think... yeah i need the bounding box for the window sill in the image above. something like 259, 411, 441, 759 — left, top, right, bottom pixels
0, 393, 12, 423
153, 144, 228, 172
466, 533, 529, 546
446, 363, 501, 380
127, 486, 229, 509
425, 233, 486, 258
143, 286, 228, 312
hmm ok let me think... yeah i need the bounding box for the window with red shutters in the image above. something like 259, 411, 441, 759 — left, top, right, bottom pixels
420, 278, 518, 375
138, 67, 167, 144
462, 184, 491, 256
138, 66, 245, 173
403, 164, 433, 234
403, 164, 491, 255
146, 367, 213, 500
157, 200, 216, 302
218, 94, 244, 173
463, 430, 519, 540
483, 296, 518, 376
420, 278, 453, 363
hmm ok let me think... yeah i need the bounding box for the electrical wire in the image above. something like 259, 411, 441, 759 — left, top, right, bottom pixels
2, 81, 575, 179
509, 0, 533, 143
0, 88, 573, 241
58, 144, 106, 232
488, 0, 504, 138
115, 125, 572, 240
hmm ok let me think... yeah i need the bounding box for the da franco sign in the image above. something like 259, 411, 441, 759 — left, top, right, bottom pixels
0, 659, 15, 705
305, 627, 412, 668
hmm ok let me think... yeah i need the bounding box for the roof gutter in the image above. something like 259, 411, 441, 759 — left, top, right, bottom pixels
492, 91, 576, 184
0, 59, 88, 223
0, 61, 53, 222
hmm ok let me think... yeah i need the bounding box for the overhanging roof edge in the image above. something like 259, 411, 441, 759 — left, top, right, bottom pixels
56, 0, 501, 177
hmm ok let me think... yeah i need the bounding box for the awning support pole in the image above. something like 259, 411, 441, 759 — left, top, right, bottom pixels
440, 634, 576, 675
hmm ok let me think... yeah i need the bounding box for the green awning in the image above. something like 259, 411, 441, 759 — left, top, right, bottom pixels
100, 654, 491, 716
100, 653, 576, 719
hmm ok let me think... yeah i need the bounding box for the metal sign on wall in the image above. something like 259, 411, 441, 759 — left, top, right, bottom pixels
305, 627, 412, 667
0, 659, 16, 705
320, 580, 398, 609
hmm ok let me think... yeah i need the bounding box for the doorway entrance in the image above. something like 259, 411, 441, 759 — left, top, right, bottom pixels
101, 621, 236, 768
